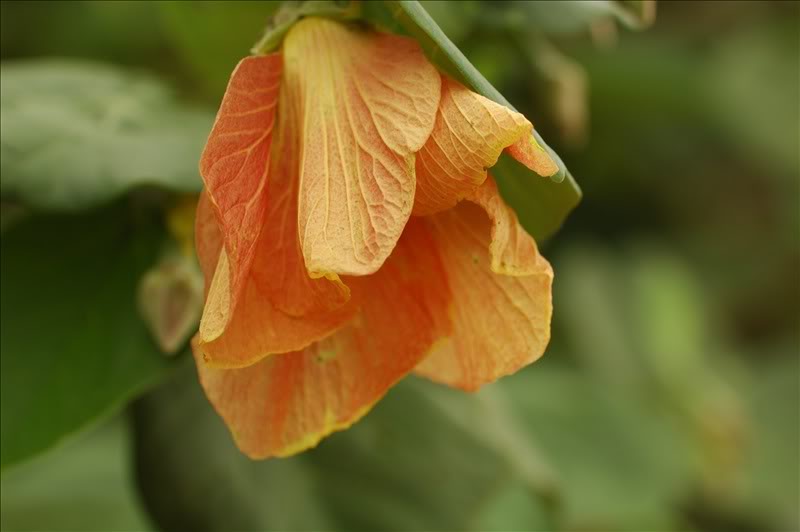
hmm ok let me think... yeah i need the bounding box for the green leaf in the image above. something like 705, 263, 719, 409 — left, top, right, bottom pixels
0, 203, 176, 471
0, 60, 213, 211
362, 0, 581, 241
133, 359, 559, 531
0, 419, 152, 531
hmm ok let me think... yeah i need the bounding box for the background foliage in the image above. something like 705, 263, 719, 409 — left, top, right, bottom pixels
1, 1, 798, 531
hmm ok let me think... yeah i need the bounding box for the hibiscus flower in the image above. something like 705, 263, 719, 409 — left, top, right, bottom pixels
193, 17, 558, 458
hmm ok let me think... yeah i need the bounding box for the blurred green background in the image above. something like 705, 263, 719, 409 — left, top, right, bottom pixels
0, 1, 797, 531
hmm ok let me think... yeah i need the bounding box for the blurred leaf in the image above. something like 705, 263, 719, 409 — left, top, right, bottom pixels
133, 360, 558, 531
159, 1, 281, 97
362, 0, 581, 242
508, 0, 656, 33
0, 1, 167, 64
0, 60, 213, 211
504, 361, 694, 531
626, 246, 749, 501
0, 204, 175, 471
550, 241, 781, 527
0, 202, 28, 233
552, 243, 647, 389
0, 419, 152, 531
514, 36, 590, 147
735, 347, 800, 529
703, 23, 800, 176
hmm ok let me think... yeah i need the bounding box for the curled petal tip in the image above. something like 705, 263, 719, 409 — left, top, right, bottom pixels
507, 134, 560, 178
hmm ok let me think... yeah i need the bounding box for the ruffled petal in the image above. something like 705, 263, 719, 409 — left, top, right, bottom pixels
282, 17, 441, 277
415, 177, 553, 390
467, 177, 547, 276
506, 134, 559, 178
251, 77, 351, 318
413, 77, 558, 216
198, 54, 282, 334
199, 257, 357, 368
194, 219, 451, 458
197, 81, 357, 368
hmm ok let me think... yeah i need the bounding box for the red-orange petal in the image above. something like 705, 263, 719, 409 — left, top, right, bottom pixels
194, 190, 222, 292
198, 80, 357, 368
194, 219, 452, 458
198, 54, 282, 335
251, 75, 350, 318
200, 258, 356, 368
282, 18, 441, 278
414, 177, 553, 391
413, 77, 558, 216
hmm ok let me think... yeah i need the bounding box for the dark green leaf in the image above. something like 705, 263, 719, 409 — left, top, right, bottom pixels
362, 0, 581, 241
0, 204, 175, 471
0, 419, 152, 531
0, 60, 213, 211
0, 1, 168, 64
133, 359, 558, 531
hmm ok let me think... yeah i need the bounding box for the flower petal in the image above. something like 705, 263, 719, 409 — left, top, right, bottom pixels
282, 18, 441, 277
198, 54, 282, 334
194, 190, 222, 291
413, 77, 558, 216
507, 134, 560, 178
252, 79, 351, 318
200, 257, 357, 368
467, 177, 547, 276
415, 177, 553, 390
194, 219, 451, 458
197, 87, 357, 368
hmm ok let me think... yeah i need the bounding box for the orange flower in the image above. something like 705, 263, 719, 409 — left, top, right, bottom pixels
193, 18, 557, 458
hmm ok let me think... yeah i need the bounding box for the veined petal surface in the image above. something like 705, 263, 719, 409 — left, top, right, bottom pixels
467, 178, 546, 276
415, 177, 553, 390
282, 17, 441, 277
413, 78, 557, 216
194, 219, 451, 458
198, 54, 282, 336
197, 87, 357, 368
252, 81, 351, 317
507, 134, 559, 178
